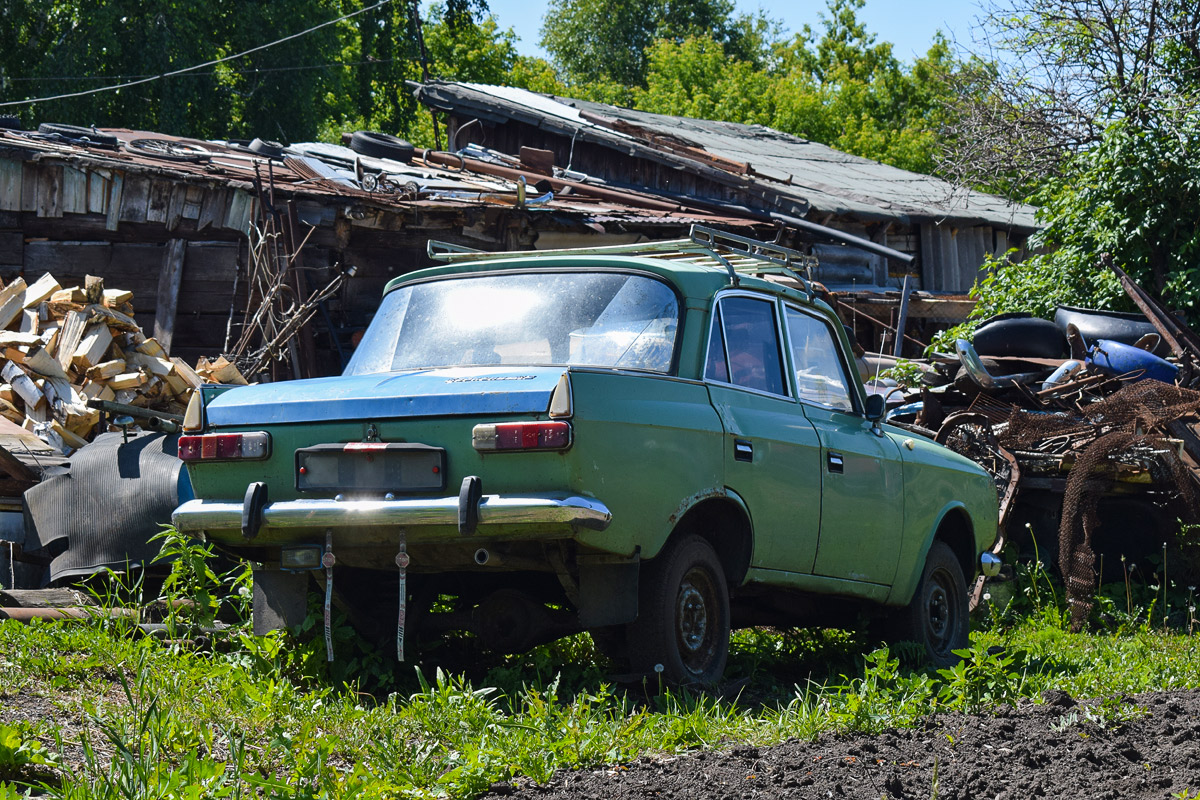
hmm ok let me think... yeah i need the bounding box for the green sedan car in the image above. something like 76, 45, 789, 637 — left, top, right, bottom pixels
173, 227, 999, 684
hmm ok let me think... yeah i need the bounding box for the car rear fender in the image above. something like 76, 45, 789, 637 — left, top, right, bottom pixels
886, 502, 977, 606
654, 489, 753, 585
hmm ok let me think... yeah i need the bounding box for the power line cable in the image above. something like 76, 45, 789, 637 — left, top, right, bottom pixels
0, 0, 395, 109
4, 57, 402, 83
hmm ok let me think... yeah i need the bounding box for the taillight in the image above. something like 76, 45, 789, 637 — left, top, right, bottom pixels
472, 421, 572, 451
178, 432, 271, 462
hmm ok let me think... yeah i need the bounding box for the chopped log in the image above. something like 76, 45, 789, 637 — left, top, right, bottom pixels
108, 371, 148, 390
199, 356, 247, 385
65, 406, 99, 437
164, 372, 189, 396
0, 278, 28, 329
55, 310, 88, 371
18, 309, 38, 334
85, 359, 126, 381
0, 399, 22, 424
23, 346, 69, 381
87, 305, 141, 333
48, 419, 87, 451
2, 361, 43, 408
136, 338, 166, 358
0, 331, 42, 348
22, 273, 61, 308
102, 288, 133, 308
72, 323, 114, 370
169, 357, 203, 389
40, 326, 59, 356
80, 380, 115, 402
45, 300, 85, 318
128, 352, 172, 377
84, 275, 104, 305
51, 287, 87, 304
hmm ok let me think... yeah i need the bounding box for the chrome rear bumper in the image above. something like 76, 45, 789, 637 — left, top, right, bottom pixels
173, 493, 612, 541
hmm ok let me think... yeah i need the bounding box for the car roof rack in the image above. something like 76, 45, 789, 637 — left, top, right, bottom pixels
427, 224, 818, 298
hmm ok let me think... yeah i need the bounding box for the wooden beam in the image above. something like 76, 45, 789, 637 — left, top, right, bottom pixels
153, 239, 187, 354
0, 444, 37, 484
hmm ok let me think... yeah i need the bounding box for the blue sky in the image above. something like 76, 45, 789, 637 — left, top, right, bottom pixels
459, 0, 990, 63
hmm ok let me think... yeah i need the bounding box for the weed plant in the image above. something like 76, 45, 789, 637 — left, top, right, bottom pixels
0, 528, 1197, 797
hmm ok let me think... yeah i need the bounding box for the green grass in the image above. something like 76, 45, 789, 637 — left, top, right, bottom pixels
1, 540, 1199, 798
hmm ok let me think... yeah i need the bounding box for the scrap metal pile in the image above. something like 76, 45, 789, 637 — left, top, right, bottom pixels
878, 263, 1200, 630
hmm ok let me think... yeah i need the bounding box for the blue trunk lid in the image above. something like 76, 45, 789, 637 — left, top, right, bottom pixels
205, 366, 564, 426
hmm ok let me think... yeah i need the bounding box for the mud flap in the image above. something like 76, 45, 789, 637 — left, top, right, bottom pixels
252, 568, 309, 635
577, 554, 639, 627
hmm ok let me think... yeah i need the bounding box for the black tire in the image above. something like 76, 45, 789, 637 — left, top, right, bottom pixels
36, 123, 119, 147
350, 130, 415, 163
892, 541, 969, 667
247, 138, 285, 158
0, 115, 23, 131
627, 535, 730, 686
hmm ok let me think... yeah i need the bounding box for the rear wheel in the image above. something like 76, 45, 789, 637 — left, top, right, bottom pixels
891, 541, 968, 667
628, 535, 730, 686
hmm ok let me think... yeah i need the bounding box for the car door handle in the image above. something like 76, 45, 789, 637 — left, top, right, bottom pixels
734, 439, 753, 462
827, 452, 844, 473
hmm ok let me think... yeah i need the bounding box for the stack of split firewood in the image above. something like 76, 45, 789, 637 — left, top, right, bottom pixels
0, 272, 247, 454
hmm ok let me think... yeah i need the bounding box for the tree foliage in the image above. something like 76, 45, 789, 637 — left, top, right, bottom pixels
945, 0, 1200, 323
943, 0, 1200, 198
537, 0, 760, 87
0, 0, 962, 179
0, 0, 501, 144
627, 0, 959, 174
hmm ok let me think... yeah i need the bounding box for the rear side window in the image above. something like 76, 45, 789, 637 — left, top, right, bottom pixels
706, 296, 787, 396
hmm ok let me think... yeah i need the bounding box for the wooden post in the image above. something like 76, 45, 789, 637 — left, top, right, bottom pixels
154, 239, 187, 355
893, 275, 913, 358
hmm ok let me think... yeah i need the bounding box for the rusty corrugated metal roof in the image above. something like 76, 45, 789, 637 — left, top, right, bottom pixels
415, 81, 1039, 232
0, 126, 759, 230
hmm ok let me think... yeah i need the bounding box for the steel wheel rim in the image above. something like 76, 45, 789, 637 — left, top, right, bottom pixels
925, 569, 958, 656
676, 566, 718, 675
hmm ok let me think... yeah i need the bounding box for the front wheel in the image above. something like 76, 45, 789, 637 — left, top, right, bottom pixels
627, 535, 730, 686
891, 541, 969, 667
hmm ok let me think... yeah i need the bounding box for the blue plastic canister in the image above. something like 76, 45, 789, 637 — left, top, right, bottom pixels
1087, 339, 1178, 384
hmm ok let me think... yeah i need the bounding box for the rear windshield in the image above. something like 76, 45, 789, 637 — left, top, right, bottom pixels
346, 271, 680, 375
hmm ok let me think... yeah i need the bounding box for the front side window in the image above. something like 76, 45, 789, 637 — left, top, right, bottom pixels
786, 307, 854, 411
705, 296, 787, 396
346, 271, 679, 375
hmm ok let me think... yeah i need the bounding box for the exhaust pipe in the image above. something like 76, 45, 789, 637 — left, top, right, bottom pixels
474, 548, 490, 566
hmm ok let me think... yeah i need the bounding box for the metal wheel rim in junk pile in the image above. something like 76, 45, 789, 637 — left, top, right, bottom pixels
124, 138, 213, 163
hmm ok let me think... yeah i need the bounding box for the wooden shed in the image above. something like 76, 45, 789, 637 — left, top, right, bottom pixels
414, 81, 1040, 294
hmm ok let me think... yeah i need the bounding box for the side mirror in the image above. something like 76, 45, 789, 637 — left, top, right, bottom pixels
865, 393, 886, 422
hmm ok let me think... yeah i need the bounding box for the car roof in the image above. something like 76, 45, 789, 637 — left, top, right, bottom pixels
386, 231, 830, 313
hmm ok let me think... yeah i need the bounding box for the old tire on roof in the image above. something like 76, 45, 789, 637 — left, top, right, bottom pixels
36, 123, 119, 147
247, 138, 286, 158
891, 540, 968, 667
350, 130, 415, 163
627, 535, 730, 686
0, 115, 23, 131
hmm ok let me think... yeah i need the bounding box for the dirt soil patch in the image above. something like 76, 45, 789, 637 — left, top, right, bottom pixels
483, 689, 1200, 800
